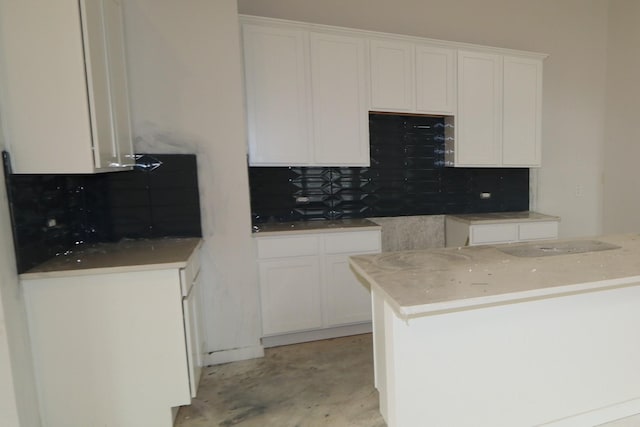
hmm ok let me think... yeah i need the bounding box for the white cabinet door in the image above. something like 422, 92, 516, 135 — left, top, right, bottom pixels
259, 257, 323, 335
0, 0, 132, 174
370, 39, 414, 112
416, 45, 456, 115
324, 254, 374, 326
370, 40, 456, 116
182, 272, 204, 398
243, 24, 311, 166
456, 50, 503, 166
310, 32, 369, 166
503, 56, 542, 167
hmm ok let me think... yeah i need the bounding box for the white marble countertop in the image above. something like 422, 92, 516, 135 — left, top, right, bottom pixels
20, 237, 202, 279
252, 218, 381, 236
349, 234, 640, 319
446, 211, 559, 224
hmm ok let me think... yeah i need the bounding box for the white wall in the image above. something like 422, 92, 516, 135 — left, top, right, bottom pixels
0, 3, 42, 420
603, 0, 640, 233
238, 0, 610, 238
0, 142, 40, 426
122, 0, 263, 362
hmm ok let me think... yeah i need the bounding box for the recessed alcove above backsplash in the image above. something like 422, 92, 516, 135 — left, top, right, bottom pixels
249, 113, 529, 224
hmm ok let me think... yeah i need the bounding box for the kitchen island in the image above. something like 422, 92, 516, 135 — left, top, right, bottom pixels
349, 234, 640, 427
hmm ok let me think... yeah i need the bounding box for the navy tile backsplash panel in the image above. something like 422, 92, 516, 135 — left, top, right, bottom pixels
249, 113, 529, 223
4, 153, 201, 273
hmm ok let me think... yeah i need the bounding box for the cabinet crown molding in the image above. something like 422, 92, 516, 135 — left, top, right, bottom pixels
239, 14, 548, 60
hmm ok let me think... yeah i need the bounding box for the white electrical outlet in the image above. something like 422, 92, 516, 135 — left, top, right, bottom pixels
480, 192, 491, 199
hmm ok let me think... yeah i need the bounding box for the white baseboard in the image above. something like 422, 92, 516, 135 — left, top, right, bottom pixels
204, 344, 265, 366
261, 322, 372, 348
541, 398, 640, 427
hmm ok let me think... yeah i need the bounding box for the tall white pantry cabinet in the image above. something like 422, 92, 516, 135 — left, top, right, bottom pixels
0, 0, 133, 174
241, 15, 546, 169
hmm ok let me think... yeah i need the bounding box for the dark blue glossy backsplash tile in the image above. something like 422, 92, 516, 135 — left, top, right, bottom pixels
4, 153, 201, 273
249, 113, 529, 223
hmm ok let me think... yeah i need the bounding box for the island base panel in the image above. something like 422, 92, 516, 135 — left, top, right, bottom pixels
373, 284, 640, 426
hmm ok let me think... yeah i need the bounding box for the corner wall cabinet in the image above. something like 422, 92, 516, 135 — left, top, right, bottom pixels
240, 15, 547, 169
21, 240, 204, 427
242, 18, 369, 167
0, 0, 133, 174
255, 229, 381, 346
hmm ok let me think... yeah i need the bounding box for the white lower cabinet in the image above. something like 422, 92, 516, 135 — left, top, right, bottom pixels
446, 216, 559, 247
259, 256, 323, 335
256, 229, 381, 342
22, 246, 203, 427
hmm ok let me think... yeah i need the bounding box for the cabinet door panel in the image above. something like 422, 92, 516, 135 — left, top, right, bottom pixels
416, 45, 456, 114
503, 56, 542, 167
457, 51, 503, 166
324, 254, 373, 326
324, 231, 381, 254
259, 257, 323, 335
470, 223, 517, 245
518, 221, 558, 241
0, 0, 95, 173
370, 39, 414, 112
243, 25, 311, 165
183, 274, 203, 398
310, 32, 369, 166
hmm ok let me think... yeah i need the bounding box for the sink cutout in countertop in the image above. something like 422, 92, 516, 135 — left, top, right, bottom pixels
498, 240, 621, 257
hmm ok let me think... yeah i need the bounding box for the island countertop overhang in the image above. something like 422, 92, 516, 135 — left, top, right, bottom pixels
349, 234, 640, 319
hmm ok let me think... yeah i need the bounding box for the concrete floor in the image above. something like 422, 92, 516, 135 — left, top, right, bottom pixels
175, 333, 640, 427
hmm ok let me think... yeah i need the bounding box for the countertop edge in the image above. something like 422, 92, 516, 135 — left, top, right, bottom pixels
369, 272, 640, 320
447, 212, 560, 225
19, 238, 203, 280
253, 224, 382, 237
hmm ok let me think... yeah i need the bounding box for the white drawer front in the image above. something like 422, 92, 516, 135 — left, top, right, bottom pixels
324, 230, 381, 254
256, 235, 319, 259
470, 223, 518, 245
518, 221, 558, 241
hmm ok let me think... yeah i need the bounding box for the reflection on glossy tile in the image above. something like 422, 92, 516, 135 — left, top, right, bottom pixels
4, 153, 202, 273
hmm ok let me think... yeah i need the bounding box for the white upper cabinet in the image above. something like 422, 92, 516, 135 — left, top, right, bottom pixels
455, 50, 503, 166
502, 56, 543, 166
0, 0, 133, 174
449, 51, 544, 167
370, 40, 456, 115
310, 32, 369, 166
370, 40, 414, 112
242, 17, 369, 167
240, 15, 546, 169
242, 24, 312, 165
415, 45, 456, 115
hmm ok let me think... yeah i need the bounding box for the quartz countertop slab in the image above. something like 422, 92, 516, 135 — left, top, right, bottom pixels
252, 219, 380, 236
20, 237, 202, 279
446, 211, 559, 224
349, 234, 640, 319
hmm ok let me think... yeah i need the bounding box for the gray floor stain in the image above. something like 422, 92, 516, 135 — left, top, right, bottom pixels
175, 334, 386, 427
